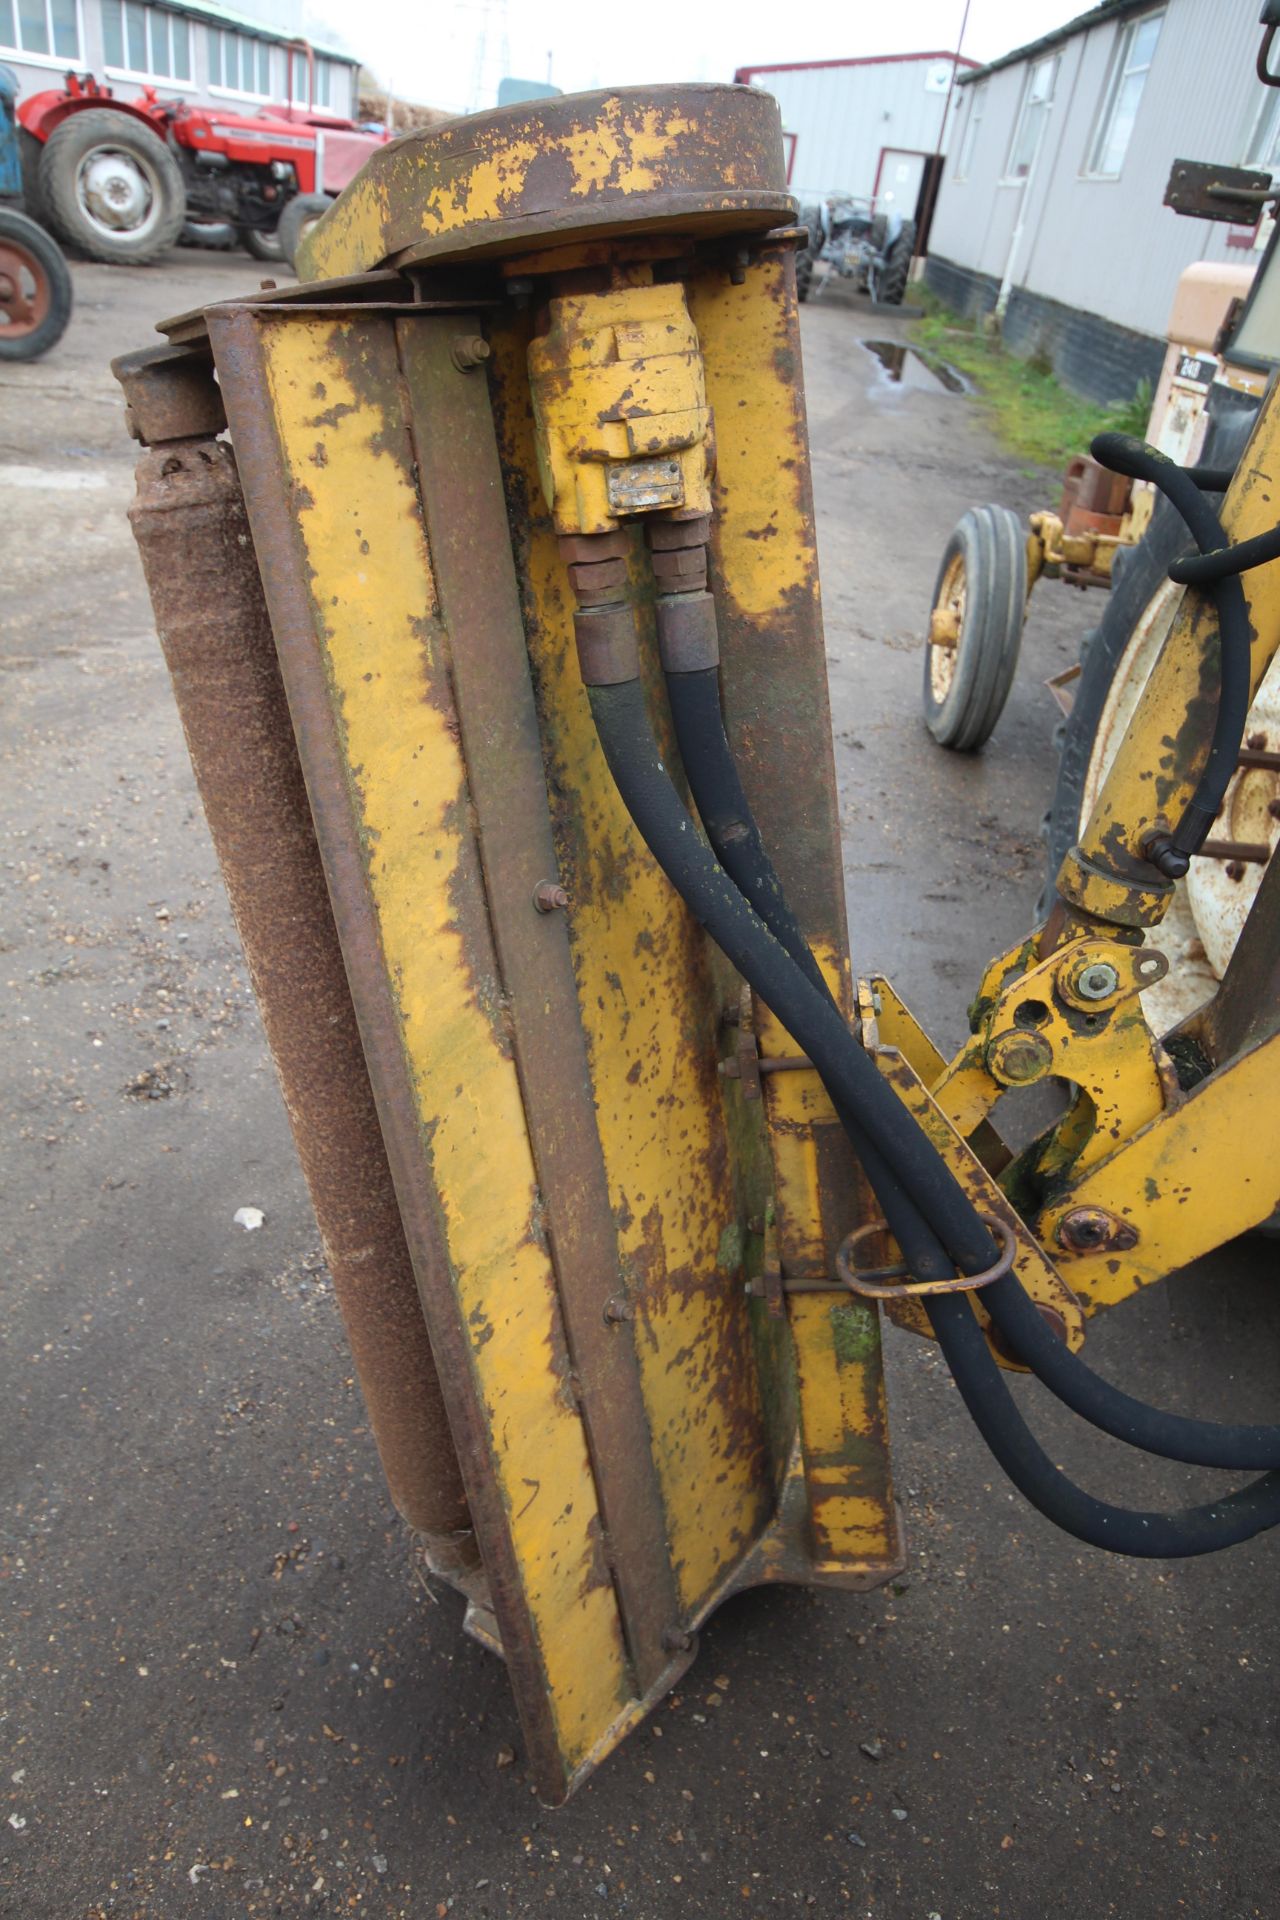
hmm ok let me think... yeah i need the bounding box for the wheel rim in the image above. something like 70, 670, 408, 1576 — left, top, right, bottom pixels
928, 551, 966, 703
1074, 575, 1280, 1030
76, 145, 163, 241
0, 237, 52, 338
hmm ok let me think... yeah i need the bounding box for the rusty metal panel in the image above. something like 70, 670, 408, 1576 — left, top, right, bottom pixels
485, 321, 782, 1619
123, 420, 470, 1549
394, 311, 690, 1696
208, 305, 640, 1803
299, 84, 795, 282
687, 241, 901, 1570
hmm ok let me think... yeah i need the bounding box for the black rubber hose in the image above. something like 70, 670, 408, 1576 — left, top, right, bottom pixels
926, 1292, 1280, 1557
1170, 520, 1280, 587
664, 667, 835, 1005
589, 676, 1280, 1553
589, 678, 998, 1268
662, 665, 975, 1288
1090, 432, 1254, 859
979, 1268, 1280, 1469
665, 664, 1280, 1472
1187, 465, 1237, 493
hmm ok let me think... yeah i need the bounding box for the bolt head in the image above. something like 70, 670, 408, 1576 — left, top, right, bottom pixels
986, 1029, 1053, 1084
1057, 1206, 1137, 1253
1075, 961, 1121, 1001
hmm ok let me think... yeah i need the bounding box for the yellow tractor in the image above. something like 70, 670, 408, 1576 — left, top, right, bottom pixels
923, 153, 1280, 1039
113, 27, 1280, 1805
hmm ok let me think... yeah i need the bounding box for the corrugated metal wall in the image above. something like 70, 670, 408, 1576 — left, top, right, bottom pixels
930, 0, 1270, 341
740, 56, 965, 203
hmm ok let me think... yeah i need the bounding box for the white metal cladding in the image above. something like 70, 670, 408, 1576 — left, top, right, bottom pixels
1, 0, 360, 119
930, 0, 1274, 342
739, 55, 969, 204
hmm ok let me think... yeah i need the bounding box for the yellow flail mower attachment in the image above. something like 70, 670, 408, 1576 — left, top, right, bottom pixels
114, 81, 1279, 1803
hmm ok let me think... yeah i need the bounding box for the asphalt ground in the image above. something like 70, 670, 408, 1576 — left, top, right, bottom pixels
2, 253, 1277, 1920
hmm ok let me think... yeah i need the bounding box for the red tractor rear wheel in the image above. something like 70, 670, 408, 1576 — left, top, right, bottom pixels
38, 108, 185, 264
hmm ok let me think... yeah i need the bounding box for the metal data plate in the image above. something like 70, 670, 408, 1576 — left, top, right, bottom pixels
203, 254, 899, 1802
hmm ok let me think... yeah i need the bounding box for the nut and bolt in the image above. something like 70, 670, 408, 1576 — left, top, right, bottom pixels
603, 1296, 634, 1324
1074, 961, 1121, 1001
986, 1029, 1053, 1084
1058, 1207, 1137, 1253
451, 334, 491, 371
1247, 731, 1268, 750
532, 880, 570, 913
1226, 860, 1247, 882
662, 1626, 695, 1653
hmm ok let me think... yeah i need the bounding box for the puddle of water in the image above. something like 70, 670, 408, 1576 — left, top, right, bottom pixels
860, 339, 968, 394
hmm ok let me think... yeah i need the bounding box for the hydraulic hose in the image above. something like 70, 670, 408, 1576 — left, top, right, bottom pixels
587, 674, 1280, 1554
926, 1291, 1280, 1557
1090, 432, 1254, 869
660, 664, 987, 1287
665, 664, 1280, 1473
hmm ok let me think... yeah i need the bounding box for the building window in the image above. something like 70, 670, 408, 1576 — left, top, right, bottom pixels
210, 28, 274, 98
101, 1, 192, 82
1087, 9, 1163, 177
1246, 85, 1280, 171
1006, 54, 1058, 180
0, 0, 81, 61
288, 53, 346, 112
955, 83, 985, 181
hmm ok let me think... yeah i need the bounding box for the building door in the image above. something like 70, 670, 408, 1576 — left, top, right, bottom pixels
875, 149, 928, 218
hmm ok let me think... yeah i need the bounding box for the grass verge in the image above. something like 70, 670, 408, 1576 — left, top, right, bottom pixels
910, 289, 1149, 472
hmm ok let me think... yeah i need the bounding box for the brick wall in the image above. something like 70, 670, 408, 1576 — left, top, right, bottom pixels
925, 257, 1166, 407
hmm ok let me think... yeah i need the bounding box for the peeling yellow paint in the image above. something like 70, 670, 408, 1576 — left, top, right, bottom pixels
257, 314, 631, 1770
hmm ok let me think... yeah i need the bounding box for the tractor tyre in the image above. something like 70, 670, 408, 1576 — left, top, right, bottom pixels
39, 109, 184, 264
922, 504, 1027, 751
0, 207, 73, 361
1040, 504, 1188, 915
795, 245, 816, 303
277, 194, 331, 272
241, 225, 285, 263
1038, 407, 1269, 1035
876, 221, 915, 306
19, 127, 47, 223
1041, 406, 1256, 914
180, 219, 237, 251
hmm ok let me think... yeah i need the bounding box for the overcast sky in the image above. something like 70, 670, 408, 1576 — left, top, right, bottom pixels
306, 0, 1092, 117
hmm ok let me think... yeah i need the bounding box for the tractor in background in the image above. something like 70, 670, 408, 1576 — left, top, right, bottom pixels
0, 63, 70, 359
795, 193, 916, 305
921, 157, 1280, 1039
15, 50, 387, 267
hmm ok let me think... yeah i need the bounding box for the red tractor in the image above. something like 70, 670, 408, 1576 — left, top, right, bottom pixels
16, 56, 387, 268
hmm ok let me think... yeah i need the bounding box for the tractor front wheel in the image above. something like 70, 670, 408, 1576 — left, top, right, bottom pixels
871, 221, 915, 306
0, 208, 72, 361
277, 194, 331, 272
922, 504, 1028, 750
39, 109, 184, 264
241, 226, 285, 263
